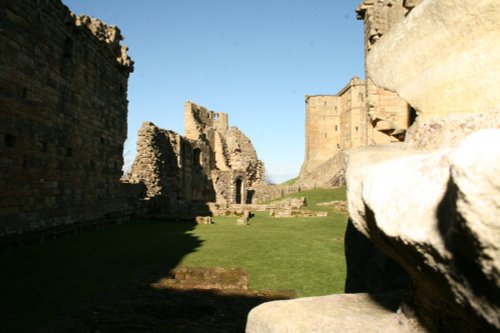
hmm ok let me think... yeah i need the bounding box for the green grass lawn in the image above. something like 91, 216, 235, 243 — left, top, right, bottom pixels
0, 187, 348, 332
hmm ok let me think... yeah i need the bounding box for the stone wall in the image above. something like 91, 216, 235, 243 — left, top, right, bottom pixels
0, 0, 135, 238
127, 122, 215, 214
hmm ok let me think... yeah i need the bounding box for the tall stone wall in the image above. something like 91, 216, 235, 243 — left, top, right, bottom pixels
0, 0, 134, 237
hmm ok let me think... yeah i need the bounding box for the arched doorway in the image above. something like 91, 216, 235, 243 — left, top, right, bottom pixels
235, 177, 243, 204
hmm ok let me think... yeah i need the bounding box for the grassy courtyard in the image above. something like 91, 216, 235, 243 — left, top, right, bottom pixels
0, 188, 348, 332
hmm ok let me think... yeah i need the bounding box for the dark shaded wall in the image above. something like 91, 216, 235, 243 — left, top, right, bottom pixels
0, 0, 134, 237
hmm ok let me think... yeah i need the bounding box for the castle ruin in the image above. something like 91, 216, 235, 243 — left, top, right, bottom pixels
127, 101, 265, 216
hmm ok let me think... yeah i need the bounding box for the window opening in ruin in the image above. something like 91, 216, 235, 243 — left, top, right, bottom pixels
235, 178, 243, 204
193, 148, 202, 167
63, 37, 74, 59
5, 134, 16, 148
335, 125, 338, 131
40, 141, 47, 152
65, 147, 73, 157
100, 137, 105, 145
22, 87, 28, 99
246, 190, 255, 204
213, 113, 219, 120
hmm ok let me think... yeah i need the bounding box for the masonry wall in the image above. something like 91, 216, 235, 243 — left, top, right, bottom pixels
338, 77, 366, 149
301, 95, 340, 175
0, 0, 134, 237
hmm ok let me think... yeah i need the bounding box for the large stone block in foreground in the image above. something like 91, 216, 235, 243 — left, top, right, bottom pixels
246, 292, 423, 333
346, 130, 500, 332
366, 0, 500, 118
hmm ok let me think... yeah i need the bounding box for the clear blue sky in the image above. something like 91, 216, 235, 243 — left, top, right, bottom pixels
64, 0, 365, 183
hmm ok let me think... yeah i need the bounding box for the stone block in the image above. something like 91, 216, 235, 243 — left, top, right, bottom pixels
346, 130, 500, 332
366, 0, 500, 119
195, 216, 212, 225
246, 292, 424, 333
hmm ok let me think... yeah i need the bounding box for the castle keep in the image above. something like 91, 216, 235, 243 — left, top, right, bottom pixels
0, 0, 135, 238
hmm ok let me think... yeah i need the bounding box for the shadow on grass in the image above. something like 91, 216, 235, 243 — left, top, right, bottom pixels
0, 219, 292, 332
0, 219, 202, 332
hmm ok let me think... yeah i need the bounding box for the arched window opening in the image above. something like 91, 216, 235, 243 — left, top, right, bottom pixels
235, 178, 243, 204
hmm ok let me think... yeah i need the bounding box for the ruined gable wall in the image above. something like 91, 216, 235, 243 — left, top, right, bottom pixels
225, 127, 265, 187
128, 122, 215, 213
0, 0, 133, 237
185, 101, 265, 186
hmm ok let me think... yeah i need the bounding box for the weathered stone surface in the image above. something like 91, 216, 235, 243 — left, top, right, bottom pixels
225, 127, 265, 186
317, 200, 348, 214
405, 110, 500, 149
0, 0, 136, 238
248, 184, 303, 203
269, 209, 327, 218
268, 197, 306, 210
366, 0, 500, 119
346, 130, 500, 332
195, 216, 212, 225
237, 217, 249, 226
246, 292, 424, 333
152, 266, 249, 291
